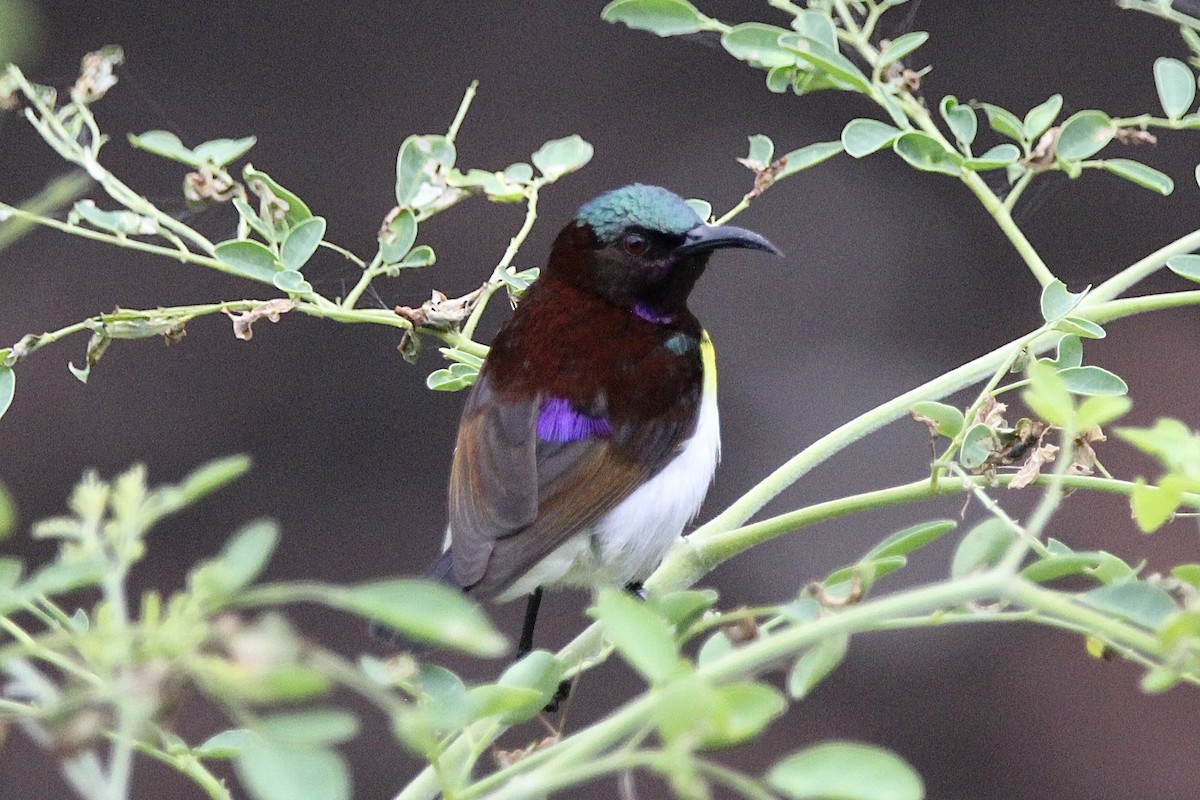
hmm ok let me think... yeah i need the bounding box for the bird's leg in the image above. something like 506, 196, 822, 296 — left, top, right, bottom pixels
517, 586, 544, 659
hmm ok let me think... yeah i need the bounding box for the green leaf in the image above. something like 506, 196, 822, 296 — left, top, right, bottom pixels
878, 31, 929, 68
1173, 564, 1200, 588
1048, 334, 1084, 369
198, 519, 279, 597
892, 132, 962, 175
1054, 316, 1105, 339
234, 198, 276, 243
273, 269, 314, 295
685, 198, 712, 221
1074, 395, 1132, 430
951, 518, 1015, 578
334, 579, 507, 657
192, 136, 257, 167
1057, 366, 1128, 396
280, 216, 326, 271
823, 556, 906, 597
490, 649, 565, 724
788, 634, 849, 699
722, 23, 797, 69
742, 133, 775, 170
379, 208, 418, 263
791, 10, 838, 51
235, 738, 350, 800
426, 362, 479, 392
842, 118, 902, 158
0, 480, 15, 540
649, 588, 719, 630
959, 423, 997, 470
0, 365, 13, 422
768, 741, 924, 800
588, 586, 679, 684
504, 162, 534, 183
1056, 110, 1115, 161
780, 35, 872, 92
963, 144, 1021, 170
601, 0, 711, 36
261, 710, 359, 747
1039, 279, 1087, 322
1023, 94, 1063, 141
939, 96, 977, 148
978, 103, 1026, 144
703, 681, 787, 748
776, 141, 844, 178
1154, 57, 1196, 120
215, 239, 282, 284
767, 64, 800, 93
128, 130, 196, 164
175, 455, 252, 505
1130, 479, 1182, 533
864, 520, 956, 561
396, 245, 436, 269
531, 134, 594, 181
910, 400, 964, 438
1167, 253, 1200, 282
1023, 359, 1073, 425
1021, 550, 1126, 584
1099, 159, 1174, 195
394, 135, 456, 208
1079, 581, 1178, 629
195, 729, 255, 759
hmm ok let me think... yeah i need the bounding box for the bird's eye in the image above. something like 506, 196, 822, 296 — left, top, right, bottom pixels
622, 232, 649, 256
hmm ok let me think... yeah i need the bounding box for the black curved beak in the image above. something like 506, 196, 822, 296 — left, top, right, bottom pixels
676, 222, 783, 258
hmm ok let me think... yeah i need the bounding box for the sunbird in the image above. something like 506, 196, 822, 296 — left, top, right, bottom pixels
429, 184, 780, 652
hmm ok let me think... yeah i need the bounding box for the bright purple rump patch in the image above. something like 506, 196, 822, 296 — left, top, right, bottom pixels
537, 397, 611, 442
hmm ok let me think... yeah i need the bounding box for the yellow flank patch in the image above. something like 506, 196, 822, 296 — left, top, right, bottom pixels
700, 330, 717, 397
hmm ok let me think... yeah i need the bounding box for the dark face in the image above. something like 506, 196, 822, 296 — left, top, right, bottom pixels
586, 225, 709, 318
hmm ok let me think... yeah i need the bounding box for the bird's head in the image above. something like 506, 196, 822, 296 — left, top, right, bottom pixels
547, 184, 781, 322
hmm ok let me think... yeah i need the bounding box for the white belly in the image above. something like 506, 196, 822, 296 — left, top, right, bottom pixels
499, 373, 720, 601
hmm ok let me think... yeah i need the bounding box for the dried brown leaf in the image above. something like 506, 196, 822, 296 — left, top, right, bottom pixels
224, 299, 295, 341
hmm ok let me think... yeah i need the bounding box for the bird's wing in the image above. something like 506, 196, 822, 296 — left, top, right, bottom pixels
445, 371, 689, 597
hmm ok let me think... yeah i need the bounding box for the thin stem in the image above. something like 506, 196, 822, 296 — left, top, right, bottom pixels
0, 202, 251, 278
1089, 289, 1200, 323
462, 181, 542, 340
342, 252, 385, 310
0, 171, 93, 250
121, 736, 233, 800
447, 81, 480, 144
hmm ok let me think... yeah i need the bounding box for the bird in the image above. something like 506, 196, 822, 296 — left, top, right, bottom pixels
428, 183, 781, 655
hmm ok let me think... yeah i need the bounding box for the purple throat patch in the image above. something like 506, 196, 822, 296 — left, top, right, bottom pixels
537, 397, 611, 442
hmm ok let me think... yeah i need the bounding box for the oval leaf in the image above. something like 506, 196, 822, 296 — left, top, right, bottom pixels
939, 96, 977, 148
0, 366, 13, 422
1167, 253, 1200, 282
1154, 57, 1196, 120
1023, 94, 1063, 141
788, 634, 849, 699
776, 140, 844, 178
893, 132, 962, 175
336, 579, 507, 657
1039, 279, 1086, 322
1056, 110, 1114, 161
864, 520, 956, 561
588, 586, 679, 684
878, 31, 929, 68
978, 103, 1026, 144
601, 0, 710, 36
950, 518, 1014, 579
532, 134, 594, 181
380, 208, 418, 263
722, 23, 797, 69
1099, 159, 1174, 195
842, 118, 902, 158
1080, 581, 1179, 629
964, 143, 1020, 170
235, 738, 350, 800
768, 741, 924, 800
1057, 365, 1128, 396
273, 270, 313, 295
910, 401, 963, 438
281, 216, 326, 271
215, 239, 282, 284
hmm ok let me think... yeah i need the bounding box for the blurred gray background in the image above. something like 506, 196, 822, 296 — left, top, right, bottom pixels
3, 1, 1200, 798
